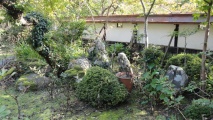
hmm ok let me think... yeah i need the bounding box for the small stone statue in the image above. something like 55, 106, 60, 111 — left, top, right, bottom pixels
117, 52, 133, 76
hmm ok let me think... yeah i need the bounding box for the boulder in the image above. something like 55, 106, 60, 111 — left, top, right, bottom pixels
68, 58, 91, 71
63, 66, 85, 83
166, 65, 189, 92
16, 73, 51, 91
88, 38, 110, 68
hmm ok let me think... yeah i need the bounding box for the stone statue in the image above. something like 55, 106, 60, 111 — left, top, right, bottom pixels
117, 52, 133, 76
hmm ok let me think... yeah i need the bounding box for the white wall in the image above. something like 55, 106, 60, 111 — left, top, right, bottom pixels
138, 24, 176, 46
83, 23, 213, 50
106, 23, 133, 42
178, 24, 213, 50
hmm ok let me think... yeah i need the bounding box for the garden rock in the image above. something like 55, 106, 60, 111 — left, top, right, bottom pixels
166, 65, 188, 92
68, 58, 91, 71
16, 73, 51, 91
117, 52, 133, 75
88, 38, 110, 68
0, 56, 16, 68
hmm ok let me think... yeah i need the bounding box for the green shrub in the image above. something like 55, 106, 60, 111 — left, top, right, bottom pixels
15, 41, 43, 60
140, 45, 164, 68
107, 43, 129, 56
0, 105, 11, 119
76, 66, 128, 107
166, 53, 201, 81
184, 99, 213, 120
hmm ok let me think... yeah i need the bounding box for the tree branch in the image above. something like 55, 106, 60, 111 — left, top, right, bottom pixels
146, 0, 156, 18
0, 0, 23, 20
204, 0, 211, 4
140, 0, 146, 16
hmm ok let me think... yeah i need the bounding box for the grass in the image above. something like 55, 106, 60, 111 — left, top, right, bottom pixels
0, 87, 71, 119
0, 86, 182, 120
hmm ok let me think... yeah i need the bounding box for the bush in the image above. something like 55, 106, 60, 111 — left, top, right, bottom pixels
107, 43, 129, 56
140, 45, 164, 68
76, 66, 128, 107
166, 54, 201, 81
15, 41, 43, 60
184, 99, 213, 120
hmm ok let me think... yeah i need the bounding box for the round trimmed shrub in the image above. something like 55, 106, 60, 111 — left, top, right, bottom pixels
76, 66, 128, 107
166, 54, 201, 81
140, 45, 164, 66
184, 99, 213, 120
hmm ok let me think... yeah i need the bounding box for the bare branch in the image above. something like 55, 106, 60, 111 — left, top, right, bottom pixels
204, 0, 211, 4
84, 0, 97, 33
146, 0, 156, 18
140, 0, 146, 15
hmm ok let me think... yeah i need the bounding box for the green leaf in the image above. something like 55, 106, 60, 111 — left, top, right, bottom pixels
175, 96, 184, 103
156, 85, 162, 91
163, 97, 169, 103
0, 106, 6, 113
150, 91, 156, 96
0, 105, 11, 118
150, 82, 156, 88
160, 94, 165, 100
142, 72, 149, 79
147, 63, 155, 70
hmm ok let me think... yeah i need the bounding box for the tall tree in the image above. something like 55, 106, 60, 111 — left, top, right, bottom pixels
199, 0, 213, 90
140, 0, 156, 48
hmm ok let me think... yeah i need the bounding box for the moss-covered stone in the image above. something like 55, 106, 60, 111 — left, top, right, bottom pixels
63, 65, 85, 80
15, 73, 51, 91
16, 75, 37, 91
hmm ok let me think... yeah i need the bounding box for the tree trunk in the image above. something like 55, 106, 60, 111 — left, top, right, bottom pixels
201, 1, 212, 90
144, 17, 148, 48
140, 0, 156, 48
0, 0, 23, 20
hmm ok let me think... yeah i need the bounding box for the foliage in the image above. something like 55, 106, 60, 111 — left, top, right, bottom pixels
0, 24, 26, 44
166, 53, 201, 82
0, 105, 11, 119
24, 12, 50, 48
141, 66, 183, 107
60, 66, 85, 88
140, 45, 163, 67
76, 66, 128, 107
15, 41, 43, 60
15, 41, 48, 75
58, 21, 86, 43
44, 20, 86, 61
107, 43, 129, 56
23, 12, 86, 76
0, 67, 15, 81
184, 98, 213, 120
17, 0, 89, 21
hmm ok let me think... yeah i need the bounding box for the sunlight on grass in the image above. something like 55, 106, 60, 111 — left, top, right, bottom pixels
0, 94, 11, 98
136, 110, 148, 116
